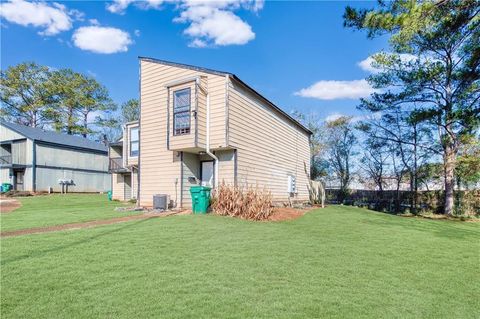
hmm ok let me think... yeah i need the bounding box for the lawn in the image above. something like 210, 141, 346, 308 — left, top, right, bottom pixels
1, 203, 479, 318
0, 194, 136, 232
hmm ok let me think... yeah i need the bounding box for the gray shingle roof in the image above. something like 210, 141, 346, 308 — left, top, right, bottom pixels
1, 120, 107, 153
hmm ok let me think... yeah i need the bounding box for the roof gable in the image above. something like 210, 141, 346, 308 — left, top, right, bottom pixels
139, 57, 312, 135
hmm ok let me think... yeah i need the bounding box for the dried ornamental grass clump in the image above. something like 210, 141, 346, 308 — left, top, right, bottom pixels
211, 183, 274, 221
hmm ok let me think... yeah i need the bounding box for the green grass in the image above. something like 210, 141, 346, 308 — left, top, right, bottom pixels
1, 205, 479, 318
0, 194, 136, 232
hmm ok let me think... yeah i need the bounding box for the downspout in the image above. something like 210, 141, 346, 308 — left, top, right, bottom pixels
122, 125, 127, 168
205, 89, 219, 188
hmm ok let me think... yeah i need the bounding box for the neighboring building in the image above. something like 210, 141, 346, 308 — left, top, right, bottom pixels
109, 121, 139, 201
0, 121, 110, 192
129, 57, 312, 208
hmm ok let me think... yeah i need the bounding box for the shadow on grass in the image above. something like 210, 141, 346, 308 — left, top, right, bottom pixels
1, 218, 152, 266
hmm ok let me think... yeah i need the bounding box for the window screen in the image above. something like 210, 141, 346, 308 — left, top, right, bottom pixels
173, 88, 191, 135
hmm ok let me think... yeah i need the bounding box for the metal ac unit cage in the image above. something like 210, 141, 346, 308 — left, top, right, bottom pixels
153, 194, 168, 210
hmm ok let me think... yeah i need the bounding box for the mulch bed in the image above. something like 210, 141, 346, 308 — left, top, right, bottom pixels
0, 199, 22, 214
267, 207, 312, 221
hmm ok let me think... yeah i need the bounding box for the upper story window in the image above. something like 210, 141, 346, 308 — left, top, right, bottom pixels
129, 127, 139, 157
173, 88, 191, 135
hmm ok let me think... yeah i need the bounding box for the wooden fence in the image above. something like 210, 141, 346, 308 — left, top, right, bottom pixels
325, 189, 480, 216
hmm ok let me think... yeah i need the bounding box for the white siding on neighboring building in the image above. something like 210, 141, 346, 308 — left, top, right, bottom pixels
35, 144, 108, 172
0, 125, 24, 141
0, 168, 11, 185
35, 167, 110, 192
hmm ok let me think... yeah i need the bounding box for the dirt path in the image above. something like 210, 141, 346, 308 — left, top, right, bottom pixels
0, 211, 184, 238
0, 198, 21, 214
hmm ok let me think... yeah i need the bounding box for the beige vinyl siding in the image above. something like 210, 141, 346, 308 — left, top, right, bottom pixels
123, 174, 132, 199
207, 75, 227, 148
112, 173, 125, 201
110, 145, 122, 158
181, 152, 200, 207
132, 169, 138, 199
139, 60, 226, 207
228, 81, 311, 202
196, 76, 207, 148
216, 149, 235, 186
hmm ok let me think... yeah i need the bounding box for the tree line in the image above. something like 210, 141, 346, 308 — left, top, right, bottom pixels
0, 62, 139, 142
299, 0, 479, 216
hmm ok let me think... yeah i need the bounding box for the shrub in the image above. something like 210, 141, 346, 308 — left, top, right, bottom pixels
211, 183, 274, 221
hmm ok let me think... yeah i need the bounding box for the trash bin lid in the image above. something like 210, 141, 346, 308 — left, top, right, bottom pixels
190, 186, 203, 193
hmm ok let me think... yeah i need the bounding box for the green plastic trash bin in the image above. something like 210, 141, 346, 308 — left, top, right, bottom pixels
1, 183, 12, 193
107, 190, 112, 201
190, 186, 211, 214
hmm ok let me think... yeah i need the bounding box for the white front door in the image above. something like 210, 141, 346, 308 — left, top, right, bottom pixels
201, 161, 214, 187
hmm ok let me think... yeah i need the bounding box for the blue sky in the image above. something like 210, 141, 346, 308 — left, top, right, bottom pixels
1, 1, 388, 122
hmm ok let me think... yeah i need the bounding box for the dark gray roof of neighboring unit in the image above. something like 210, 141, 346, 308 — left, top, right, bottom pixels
139, 56, 313, 135
1, 120, 107, 152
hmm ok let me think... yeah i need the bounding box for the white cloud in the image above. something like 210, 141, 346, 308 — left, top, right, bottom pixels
106, 0, 165, 14
89, 19, 100, 26
295, 79, 377, 100
0, 0, 74, 35
69, 9, 85, 21
178, 6, 255, 46
358, 56, 378, 73
107, 0, 261, 47
107, 0, 134, 14
324, 112, 382, 123
72, 26, 132, 54
324, 112, 344, 122
134, 29, 141, 37
188, 38, 208, 48
358, 53, 419, 73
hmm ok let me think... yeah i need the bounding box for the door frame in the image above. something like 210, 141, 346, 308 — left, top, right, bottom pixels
14, 169, 25, 191
200, 160, 215, 188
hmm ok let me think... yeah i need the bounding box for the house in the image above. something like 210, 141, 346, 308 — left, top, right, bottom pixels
113, 57, 312, 208
108, 121, 139, 201
0, 120, 111, 192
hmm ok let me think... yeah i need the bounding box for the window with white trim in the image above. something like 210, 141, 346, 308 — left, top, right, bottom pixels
130, 127, 139, 157
173, 88, 191, 135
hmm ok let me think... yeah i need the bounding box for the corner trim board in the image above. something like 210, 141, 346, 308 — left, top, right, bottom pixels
32, 139, 36, 192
